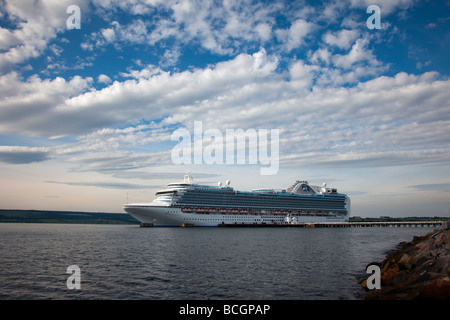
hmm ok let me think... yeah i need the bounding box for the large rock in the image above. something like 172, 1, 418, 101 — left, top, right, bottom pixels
360, 221, 450, 300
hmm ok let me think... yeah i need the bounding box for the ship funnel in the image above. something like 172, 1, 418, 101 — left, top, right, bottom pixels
218, 182, 222, 186
226, 180, 230, 186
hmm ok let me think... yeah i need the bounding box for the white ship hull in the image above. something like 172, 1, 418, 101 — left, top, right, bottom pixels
124, 204, 350, 227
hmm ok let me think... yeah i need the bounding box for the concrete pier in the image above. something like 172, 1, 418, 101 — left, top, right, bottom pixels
218, 221, 444, 228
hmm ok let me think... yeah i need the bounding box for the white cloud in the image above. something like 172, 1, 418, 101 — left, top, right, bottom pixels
289, 60, 317, 89
323, 29, 359, 50
0, 72, 93, 136
120, 19, 148, 43
81, 0, 285, 56
0, 50, 276, 136
1, 46, 449, 173
161, 47, 181, 68
119, 65, 162, 79
310, 47, 332, 65
255, 23, 272, 42
101, 28, 116, 43
0, 27, 21, 50
276, 19, 315, 51
98, 74, 112, 84
56, 122, 172, 157
332, 38, 382, 69
65, 150, 171, 172
0, 0, 90, 71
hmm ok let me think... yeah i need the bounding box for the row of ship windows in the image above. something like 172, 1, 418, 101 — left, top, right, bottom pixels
156, 198, 347, 211
177, 197, 344, 205
181, 205, 345, 210
177, 202, 346, 210
184, 217, 279, 221
181, 190, 345, 199
179, 191, 345, 200
177, 194, 344, 203
158, 193, 345, 200
182, 212, 347, 216
174, 198, 345, 205
179, 208, 346, 213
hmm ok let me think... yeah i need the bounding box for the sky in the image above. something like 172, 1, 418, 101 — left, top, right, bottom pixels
0, 0, 449, 218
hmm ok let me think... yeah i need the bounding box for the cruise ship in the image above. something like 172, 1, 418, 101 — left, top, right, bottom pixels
123, 173, 351, 227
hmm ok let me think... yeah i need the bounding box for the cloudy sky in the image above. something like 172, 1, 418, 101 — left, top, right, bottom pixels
0, 0, 449, 217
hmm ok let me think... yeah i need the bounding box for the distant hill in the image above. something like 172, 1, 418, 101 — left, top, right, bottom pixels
0, 209, 447, 225
0, 209, 139, 224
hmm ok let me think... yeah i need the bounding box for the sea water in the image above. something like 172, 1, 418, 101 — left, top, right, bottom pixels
0, 223, 435, 300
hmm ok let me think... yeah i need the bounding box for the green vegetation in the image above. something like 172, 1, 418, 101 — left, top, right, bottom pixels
0, 209, 139, 224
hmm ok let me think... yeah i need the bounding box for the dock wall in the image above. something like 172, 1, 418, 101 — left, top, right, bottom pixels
218, 221, 444, 228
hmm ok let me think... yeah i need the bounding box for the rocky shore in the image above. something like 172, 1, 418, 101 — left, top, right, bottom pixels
360, 221, 450, 299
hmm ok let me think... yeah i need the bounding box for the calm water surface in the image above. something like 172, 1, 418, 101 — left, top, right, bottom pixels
0, 223, 436, 300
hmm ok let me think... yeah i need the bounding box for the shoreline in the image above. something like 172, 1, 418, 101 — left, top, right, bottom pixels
0, 209, 448, 225
0, 209, 139, 224
360, 221, 450, 299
